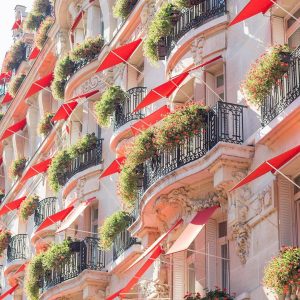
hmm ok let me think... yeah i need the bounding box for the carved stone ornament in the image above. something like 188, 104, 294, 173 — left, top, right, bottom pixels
191, 36, 205, 66
55, 30, 69, 57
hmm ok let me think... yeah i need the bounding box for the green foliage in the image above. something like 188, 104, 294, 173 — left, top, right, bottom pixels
95, 86, 127, 127
69, 133, 98, 157
51, 36, 103, 101
6, 41, 27, 71
113, 0, 134, 18
242, 45, 291, 106
24, 13, 44, 31
35, 16, 54, 49
33, 0, 52, 15
99, 211, 132, 250
143, 3, 178, 64
38, 112, 54, 136
0, 231, 11, 256
19, 194, 40, 221
9, 157, 27, 179
0, 113, 4, 121
25, 240, 71, 300
8, 74, 26, 97
264, 247, 300, 295
119, 103, 208, 207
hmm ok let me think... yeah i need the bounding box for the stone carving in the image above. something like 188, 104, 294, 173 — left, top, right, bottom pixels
55, 30, 69, 57
75, 74, 108, 96
76, 177, 87, 199
141, 0, 156, 28
191, 36, 205, 66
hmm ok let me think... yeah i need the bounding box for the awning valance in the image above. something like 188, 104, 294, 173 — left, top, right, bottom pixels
0, 119, 27, 142
229, 0, 274, 26
1, 93, 13, 104
0, 196, 26, 217
230, 145, 300, 191
131, 105, 170, 135
96, 39, 142, 72
51, 101, 78, 122
21, 158, 52, 182
99, 157, 126, 179
25, 72, 54, 99
167, 206, 219, 255
0, 284, 18, 299
36, 206, 74, 232
28, 47, 40, 60
67, 89, 99, 102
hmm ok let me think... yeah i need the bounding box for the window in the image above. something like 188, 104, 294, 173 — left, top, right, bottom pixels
286, 8, 300, 49
91, 207, 98, 238
217, 221, 229, 290
216, 74, 225, 101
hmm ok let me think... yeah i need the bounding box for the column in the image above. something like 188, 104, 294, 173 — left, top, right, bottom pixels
26, 99, 39, 156
70, 121, 82, 145
86, 4, 101, 38
3, 138, 14, 191
193, 70, 205, 103
38, 89, 52, 117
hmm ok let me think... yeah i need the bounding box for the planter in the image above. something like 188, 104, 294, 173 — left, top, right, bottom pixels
279, 51, 291, 64
157, 38, 167, 60
70, 241, 81, 252
170, 10, 180, 25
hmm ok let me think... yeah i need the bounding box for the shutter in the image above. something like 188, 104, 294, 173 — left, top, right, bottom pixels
172, 251, 186, 300
278, 176, 294, 247
206, 219, 217, 289
205, 72, 216, 107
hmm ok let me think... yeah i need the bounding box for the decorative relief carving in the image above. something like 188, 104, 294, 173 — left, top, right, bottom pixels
191, 36, 205, 66
76, 177, 87, 199
55, 30, 69, 57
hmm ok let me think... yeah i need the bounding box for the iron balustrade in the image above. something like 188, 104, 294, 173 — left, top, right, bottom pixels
61, 138, 103, 185
34, 197, 57, 227
7, 234, 29, 263
261, 45, 300, 126
113, 87, 147, 131
112, 216, 140, 260
40, 238, 105, 291
137, 101, 244, 202
163, 0, 226, 58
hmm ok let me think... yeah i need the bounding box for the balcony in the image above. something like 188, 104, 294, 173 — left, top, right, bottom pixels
261, 45, 300, 126
161, 0, 227, 58
7, 234, 29, 263
112, 216, 140, 260
135, 101, 244, 209
40, 238, 105, 292
61, 138, 103, 186
34, 197, 57, 227
113, 87, 147, 131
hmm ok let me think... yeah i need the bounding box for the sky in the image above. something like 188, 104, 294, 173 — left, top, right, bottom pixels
0, 0, 34, 68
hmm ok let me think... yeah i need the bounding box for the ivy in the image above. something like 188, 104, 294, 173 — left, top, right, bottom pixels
9, 157, 27, 179
35, 16, 55, 49
38, 112, 54, 136
0, 231, 11, 257
8, 74, 26, 97
6, 41, 27, 72
19, 194, 40, 221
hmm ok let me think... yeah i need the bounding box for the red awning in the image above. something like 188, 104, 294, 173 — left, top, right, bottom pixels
12, 19, 21, 30
36, 206, 74, 232
67, 89, 99, 102
56, 198, 96, 233
0, 196, 26, 217
127, 218, 183, 271
71, 11, 85, 33
1, 93, 13, 104
230, 145, 300, 191
106, 246, 163, 300
0, 119, 27, 142
133, 72, 189, 112
28, 47, 40, 60
51, 101, 78, 122
0, 71, 12, 82
21, 158, 52, 182
14, 263, 26, 275
100, 157, 126, 179
167, 206, 219, 255
0, 284, 18, 300
25, 73, 54, 99
96, 39, 142, 72
229, 0, 274, 26
131, 105, 170, 135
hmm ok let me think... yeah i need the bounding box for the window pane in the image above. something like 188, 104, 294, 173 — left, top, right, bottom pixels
218, 221, 227, 238
188, 263, 195, 293
216, 74, 224, 88
221, 244, 229, 290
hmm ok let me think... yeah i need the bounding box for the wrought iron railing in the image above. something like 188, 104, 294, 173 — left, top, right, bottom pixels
61, 138, 103, 185
136, 101, 244, 204
40, 238, 105, 291
34, 197, 57, 227
7, 234, 29, 263
163, 0, 226, 57
112, 216, 140, 260
113, 87, 147, 131
261, 46, 300, 126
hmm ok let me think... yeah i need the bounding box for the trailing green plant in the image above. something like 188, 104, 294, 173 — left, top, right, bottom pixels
6, 41, 27, 71
69, 133, 98, 157
0, 112, 4, 121
263, 246, 300, 295
242, 44, 291, 107
35, 16, 55, 49
113, 0, 135, 18
48, 150, 72, 192
95, 86, 127, 126
8, 74, 26, 97
143, 2, 179, 64
24, 0, 53, 31
38, 112, 54, 136
9, 157, 27, 179
19, 194, 40, 221
119, 103, 208, 207
24, 239, 72, 300
99, 211, 132, 250
0, 231, 11, 256
70, 36, 104, 62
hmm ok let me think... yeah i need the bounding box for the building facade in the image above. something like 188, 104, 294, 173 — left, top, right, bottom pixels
0, 0, 298, 299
